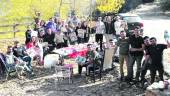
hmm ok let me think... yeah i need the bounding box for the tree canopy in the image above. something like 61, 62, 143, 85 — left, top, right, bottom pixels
0, 0, 93, 24
96, 0, 125, 13
0, 0, 61, 23
0, 0, 125, 24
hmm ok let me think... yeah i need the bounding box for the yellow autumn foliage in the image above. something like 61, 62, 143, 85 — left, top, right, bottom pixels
0, 0, 61, 23
96, 0, 125, 13
0, 0, 92, 24
0, 0, 93, 39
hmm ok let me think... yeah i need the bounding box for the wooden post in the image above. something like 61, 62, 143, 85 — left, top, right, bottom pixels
13, 23, 16, 38
13, 23, 18, 38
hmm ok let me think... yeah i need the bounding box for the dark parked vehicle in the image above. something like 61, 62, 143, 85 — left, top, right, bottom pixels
118, 13, 144, 36
142, 0, 154, 3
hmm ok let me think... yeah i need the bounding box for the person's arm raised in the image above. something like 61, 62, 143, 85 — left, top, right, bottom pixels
166, 40, 170, 48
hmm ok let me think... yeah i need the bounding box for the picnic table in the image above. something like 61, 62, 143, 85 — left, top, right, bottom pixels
53, 44, 88, 59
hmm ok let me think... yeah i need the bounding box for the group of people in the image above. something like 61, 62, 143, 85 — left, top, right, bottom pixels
114, 27, 170, 88
0, 13, 126, 79
0, 41, 34, 77
22, 14, 124, 66
0, 12, 169, 90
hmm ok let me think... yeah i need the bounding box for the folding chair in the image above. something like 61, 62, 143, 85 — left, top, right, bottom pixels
2, 58, 29, 80
54, 65, 73, 84
3, 62, 17, 80
87, 57, 103, 83
15, 61, 30, 78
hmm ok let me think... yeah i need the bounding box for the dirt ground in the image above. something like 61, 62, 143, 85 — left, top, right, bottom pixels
0, 63, 145, 96
1, 2, 170, 96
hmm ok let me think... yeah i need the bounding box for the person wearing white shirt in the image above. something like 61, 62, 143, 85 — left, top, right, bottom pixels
5, 46, 19, 72
114, 16, 124, 38
95, 17, 106, 51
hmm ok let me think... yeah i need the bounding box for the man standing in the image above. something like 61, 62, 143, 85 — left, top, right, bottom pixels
114, 31, 129, 81
95, 17, 106, 51
140, 36, 151, 87
148, 37, 170, 84
104, 16, 114, 42
126, 27, 145, 82
114, 16, 124, 38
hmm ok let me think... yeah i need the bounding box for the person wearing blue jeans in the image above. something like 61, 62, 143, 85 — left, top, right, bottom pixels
12, 41, 34, 75
21, 56, 32, 73
126, 27, 145, 82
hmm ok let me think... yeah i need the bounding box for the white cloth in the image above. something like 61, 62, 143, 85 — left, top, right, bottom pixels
26, 43, 43, 61
96, 21, 106, 34
114, 20, 124, 35
103, 48, 114, 70
6, 54, 15, 64
55, 33, 64, 43
77, 29, 85, 38
31, 30, 38, 37
61, 26, 67, 33
44, 54, 60, 68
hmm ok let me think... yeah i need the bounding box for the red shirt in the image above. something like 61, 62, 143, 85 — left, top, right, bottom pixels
26, 42, 35, 49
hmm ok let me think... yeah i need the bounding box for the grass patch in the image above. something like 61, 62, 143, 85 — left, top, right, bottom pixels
0, 31, 25, 39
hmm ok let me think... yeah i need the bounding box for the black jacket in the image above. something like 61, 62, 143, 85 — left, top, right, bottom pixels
0, 53, 6, 73
104, 22, 115, 34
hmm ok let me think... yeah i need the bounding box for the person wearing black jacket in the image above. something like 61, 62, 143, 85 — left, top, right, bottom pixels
0, 51, 6, 77
82, 21, 89, 43
75, 23, 84, 44
43, 28, 55, 52
104, 16, 115, 41
25, 26, 32, 45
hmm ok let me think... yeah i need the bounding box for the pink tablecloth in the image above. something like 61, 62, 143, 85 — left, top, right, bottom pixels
68, 48, 88, 58
53, 44, 88, 59
64, 64, 73, 68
